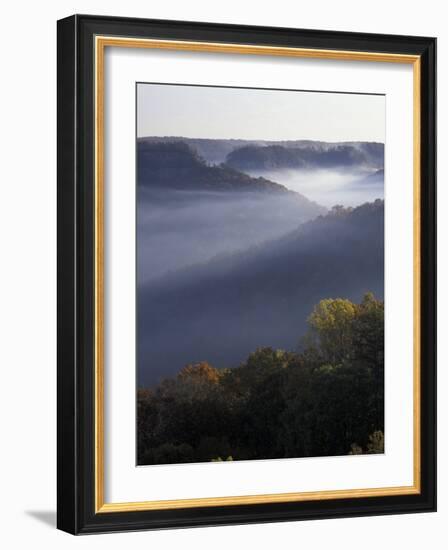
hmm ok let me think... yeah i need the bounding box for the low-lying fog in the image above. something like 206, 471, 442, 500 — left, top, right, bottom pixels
137, 200, 385, 385
246, 168, 384, 208
137, 188, 324, 283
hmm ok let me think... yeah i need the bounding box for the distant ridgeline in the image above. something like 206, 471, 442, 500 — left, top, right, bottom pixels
138, 136, 384, 171
225, 142, 384, 171
136, 139, 327, 283
138, 140, 296, 193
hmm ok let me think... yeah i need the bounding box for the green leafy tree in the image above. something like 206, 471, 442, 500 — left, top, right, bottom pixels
352, 293, 384, 429
307, 298, 357, 363
137, 294, 385, 465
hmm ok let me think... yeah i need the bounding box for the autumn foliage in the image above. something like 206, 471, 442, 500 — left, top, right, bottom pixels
137, 293, 384, 465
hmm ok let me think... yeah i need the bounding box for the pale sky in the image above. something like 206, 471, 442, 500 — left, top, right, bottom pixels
137, 83, 385, 143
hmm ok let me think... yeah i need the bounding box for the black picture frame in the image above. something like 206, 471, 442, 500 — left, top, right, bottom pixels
57, 14, 436, 534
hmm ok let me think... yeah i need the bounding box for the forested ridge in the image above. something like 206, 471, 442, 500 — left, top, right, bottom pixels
138, 200, 384, 383
138, 136, 384, 167
136, 141, 325, 283
225, 143, 383, 171
138, 293, 384, 465
138, 141, 291, 193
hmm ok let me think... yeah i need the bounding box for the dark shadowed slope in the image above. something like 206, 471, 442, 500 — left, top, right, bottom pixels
138, 137, 253, 165
138, 200, 384, 385
138, 140, 291, 193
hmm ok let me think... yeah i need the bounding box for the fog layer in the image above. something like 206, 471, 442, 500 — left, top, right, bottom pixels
136, 139, 384, 386
137, 188, 324, 282
138, 201, 384, 386
245, 168, 384, 207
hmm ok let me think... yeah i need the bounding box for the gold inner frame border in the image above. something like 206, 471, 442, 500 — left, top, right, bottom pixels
94, 35, 421, 513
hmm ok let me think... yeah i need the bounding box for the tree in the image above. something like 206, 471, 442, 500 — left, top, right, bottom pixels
136, 389, 158, 463
177, 361, 220, 384
137, 294, 385, 465
349, 431, 384, 455
352, 293, 384, 429
366, 431, 384, 454
352, 292, 384, 368
307, 298, 357, 363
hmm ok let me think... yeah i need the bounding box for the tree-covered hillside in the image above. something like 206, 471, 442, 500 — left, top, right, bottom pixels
138, 293, 384, 465
225, 142, 384, 172
137, 140, 325, 281
138, 140, 292, 193
138, 200, 384, 384
138, 136, 384, 167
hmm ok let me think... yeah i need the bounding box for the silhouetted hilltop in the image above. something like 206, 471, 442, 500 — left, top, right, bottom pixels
138, 136, 384, 167
138, 137, 250, 164
137, 141, 292, 193
137, 140, 326, 282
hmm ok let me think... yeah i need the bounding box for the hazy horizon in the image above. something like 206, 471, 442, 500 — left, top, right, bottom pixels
138, 135, 384, 144
137, 83, 385, 143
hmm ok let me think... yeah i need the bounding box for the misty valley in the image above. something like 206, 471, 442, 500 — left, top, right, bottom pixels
136, 137, 385, 465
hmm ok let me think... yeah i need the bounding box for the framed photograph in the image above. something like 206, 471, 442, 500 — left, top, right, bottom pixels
57, 14, 436, 534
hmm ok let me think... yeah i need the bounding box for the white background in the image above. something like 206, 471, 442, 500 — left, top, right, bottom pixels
105, 49, 413, 502
0, 0, 444, 548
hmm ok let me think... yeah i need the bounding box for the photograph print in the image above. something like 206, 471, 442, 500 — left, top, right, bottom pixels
136, 83, 385, 466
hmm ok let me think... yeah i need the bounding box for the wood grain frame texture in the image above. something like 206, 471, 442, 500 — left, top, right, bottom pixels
57, 14, 437, 534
